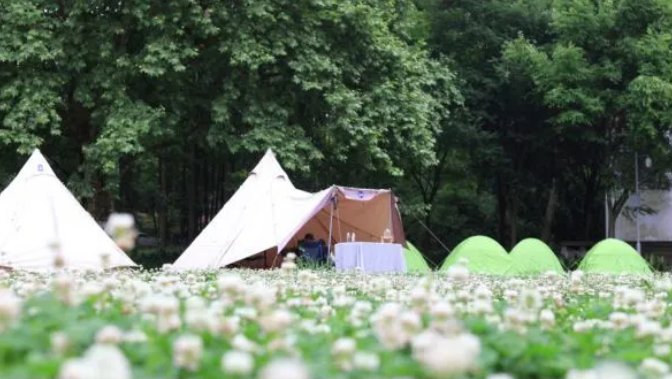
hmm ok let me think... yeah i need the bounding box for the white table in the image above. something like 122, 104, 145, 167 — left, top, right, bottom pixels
334, 242, 406, 274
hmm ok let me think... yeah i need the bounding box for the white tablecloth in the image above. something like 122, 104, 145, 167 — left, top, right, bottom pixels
334, 242, 406, 273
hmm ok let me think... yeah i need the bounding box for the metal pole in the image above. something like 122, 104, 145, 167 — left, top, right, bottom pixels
635, 152, 641, 254
327, 197, 334, 256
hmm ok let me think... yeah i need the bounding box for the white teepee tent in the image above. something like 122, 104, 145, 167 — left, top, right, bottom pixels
173, 149, 333, 269
0, 150, 137, 270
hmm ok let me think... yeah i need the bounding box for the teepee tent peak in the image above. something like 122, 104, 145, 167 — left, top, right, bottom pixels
251, 149, 292, 182
0, 150, 137, 270
508, 238, 564, 275
578, 238, 652, 275
440, 235, 511, 275
19, 149, 55, 176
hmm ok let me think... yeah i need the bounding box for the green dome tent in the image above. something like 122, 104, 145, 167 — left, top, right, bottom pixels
578, 239, 652, 275
404, 242, 431, 273
440, 236, 511, 274
507, 238, 564, 275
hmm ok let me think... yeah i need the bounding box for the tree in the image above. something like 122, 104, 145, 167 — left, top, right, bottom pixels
0, 0, 455, 251
502, 0, 672, 240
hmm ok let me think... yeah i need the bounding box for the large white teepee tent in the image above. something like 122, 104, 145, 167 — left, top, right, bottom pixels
174, 149, 406, 270
0, 150, 136, 270
173, 149, 333, 270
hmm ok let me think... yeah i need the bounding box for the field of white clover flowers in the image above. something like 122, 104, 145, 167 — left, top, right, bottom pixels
2, 257, 672, 379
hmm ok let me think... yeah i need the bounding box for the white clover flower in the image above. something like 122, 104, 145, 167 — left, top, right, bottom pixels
258, 358, 310, 379
640, 357, 670, 376
593, 362, 637, 379
636, 319, 662, 339
80, 282, 104, 298
414, 332, 481, 377
370, 277, 391, 293
53, 274, 76, 305
59, 358, 96, 379
655, 344, 671, 357
259, 309, 293, 333
105, 214, 137, 251
539, 309, 555, 329
655, 278, 672, 292
399, 311, 422, 334
471, 299, 494, 315
96, 325, 123, 345
353, 351, 380, 371
82, 344, 133, 379
332, 338, 356, 357
411, 330, 441, 359
208, 316, 240, 337
123, 329, 148, 344
447, 265, 470, 282
218, 274, 245, 298
231, 334, 259, 353
245, 285, 277, 311
518, 289, 543, 312
59, 344, 134, 379
221, 350, 254, 376
475, 285, 493, 301
430, 301, 454, 320
51, 331, 70, 355
609, 312, 630, 330
185, 305, 212, 332
487, 374, 515, 379
173, 334, 203, 371
0, 288, 21, 331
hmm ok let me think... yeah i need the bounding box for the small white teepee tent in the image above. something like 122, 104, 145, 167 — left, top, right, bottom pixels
173, 149, 333, 270
0, 150, 137, 270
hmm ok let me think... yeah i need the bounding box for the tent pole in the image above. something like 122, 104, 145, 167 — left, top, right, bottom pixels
328, 197, 335, 255
337, 204, 342, 243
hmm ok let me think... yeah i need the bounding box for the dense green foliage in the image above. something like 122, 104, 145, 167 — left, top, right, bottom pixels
2, 0, 672, 266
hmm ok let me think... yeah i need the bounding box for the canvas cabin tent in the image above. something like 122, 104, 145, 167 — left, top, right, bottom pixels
0, 150, 137, 270
287, 186, 405, 249
173, 149, 405, 270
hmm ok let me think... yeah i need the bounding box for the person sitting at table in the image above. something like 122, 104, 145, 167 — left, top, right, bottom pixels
299, 233, 326, 265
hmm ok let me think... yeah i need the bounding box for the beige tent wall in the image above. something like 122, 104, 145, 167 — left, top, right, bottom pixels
286, 188, 404, 250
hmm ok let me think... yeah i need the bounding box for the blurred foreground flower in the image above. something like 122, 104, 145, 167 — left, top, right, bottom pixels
0, 288, 21, 332
59, 344, 132, 379
105, 213, 138, 252
258, 358, 310, 379
173, 334, 203, 371
221, 350, 254, 375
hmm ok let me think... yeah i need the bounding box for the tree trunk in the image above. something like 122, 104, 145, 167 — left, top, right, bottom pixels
187, 145, 196, 241
199, 153, 206, 229
158, 156, 168, 247
496, 175, 508, 243
90, 176, 112, 221
508, 191, 518, 249
582, 170, 599, 239
608, 190, 630, 238
541, 178, 558, 243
